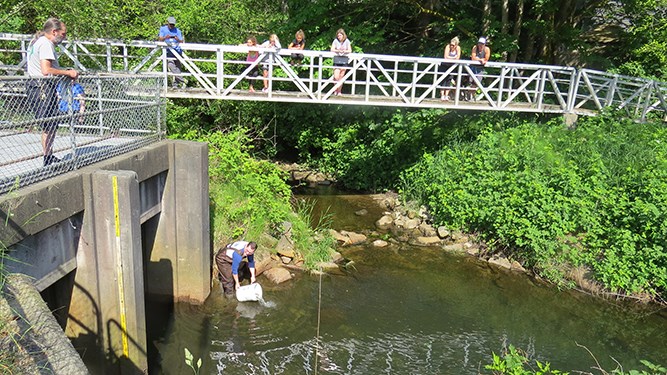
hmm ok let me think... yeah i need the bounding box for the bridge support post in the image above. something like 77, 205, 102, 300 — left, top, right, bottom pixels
563, 113, 578, 129
68, 170, 148, 374
147, 140, 211, 304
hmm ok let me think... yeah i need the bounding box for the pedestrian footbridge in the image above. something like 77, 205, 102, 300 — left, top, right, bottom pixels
2, 33, 666, 121
1, 33, 666, 374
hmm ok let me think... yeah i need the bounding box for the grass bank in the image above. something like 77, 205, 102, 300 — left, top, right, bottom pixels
173, 128, 335, 269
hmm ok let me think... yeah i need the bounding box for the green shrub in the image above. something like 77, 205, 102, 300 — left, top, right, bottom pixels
484, 345, 665, 375
400, 114, 667, 299
172, 128, 333, 269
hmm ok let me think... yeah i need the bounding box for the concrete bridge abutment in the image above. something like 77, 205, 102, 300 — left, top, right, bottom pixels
0, 139, 211, 374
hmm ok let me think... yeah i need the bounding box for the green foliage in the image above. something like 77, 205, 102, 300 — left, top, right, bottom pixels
291, 199, 336, 269
400, 113, 667, 299
485, 345, 567, 375
621, 360, 667, 375
174, 127, 334, 270
484, 345, 665, 375
303, 108, 449, 191
616, 0, 667, 81
14, 0, 285, 43
297, 109, 525, 192
201, 129, 292, 241
183, 347, 201, 375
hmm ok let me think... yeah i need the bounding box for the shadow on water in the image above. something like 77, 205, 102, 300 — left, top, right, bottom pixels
149, 189, 667, 374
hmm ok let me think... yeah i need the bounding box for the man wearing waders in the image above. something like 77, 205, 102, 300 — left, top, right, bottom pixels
215, 241, 257, 296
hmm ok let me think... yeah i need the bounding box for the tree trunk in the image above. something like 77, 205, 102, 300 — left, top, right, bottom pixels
522, 12, 540, 62
482, 0, 491, 35
501, 0, 509, 61
511, 0, 525, 62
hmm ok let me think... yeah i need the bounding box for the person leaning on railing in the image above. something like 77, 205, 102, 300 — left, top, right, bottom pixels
158, 16, 187, 89
260, 34, 281, 93
241, 36, 260, 93
26, 17, 79, 167
465, 36, 490, 101
288, 29, 306, 66
331, 28, 352, 96
441, 36, 461, 101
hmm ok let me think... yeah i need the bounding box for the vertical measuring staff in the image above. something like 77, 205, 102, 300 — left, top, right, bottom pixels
112, 176, 130, 358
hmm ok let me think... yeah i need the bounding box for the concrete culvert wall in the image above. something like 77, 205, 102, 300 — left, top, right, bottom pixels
0, 273, 89, 374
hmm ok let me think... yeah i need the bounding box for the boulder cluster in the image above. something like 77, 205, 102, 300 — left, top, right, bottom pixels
240, 164, 528, 289
331, 192, 526, 273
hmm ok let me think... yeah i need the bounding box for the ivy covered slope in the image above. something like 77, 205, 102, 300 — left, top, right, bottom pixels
399, 113, 667, 302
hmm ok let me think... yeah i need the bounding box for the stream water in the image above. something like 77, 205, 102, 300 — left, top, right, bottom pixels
149, 188, 667, 374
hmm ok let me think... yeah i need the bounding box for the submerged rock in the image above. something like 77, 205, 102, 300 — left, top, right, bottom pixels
372, 239, 389, 247
410, 236, 442, 246
340, 230, 367, 245
330, 229, 367, 246
488, 256, 512, 270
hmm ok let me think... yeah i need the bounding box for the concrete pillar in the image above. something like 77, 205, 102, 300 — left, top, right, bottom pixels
149, 140, 211, 304
67, 170, 147, 374
563, 112, 578, 129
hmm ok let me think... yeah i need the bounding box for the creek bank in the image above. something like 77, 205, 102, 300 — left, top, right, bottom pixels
277, 163, 626, 295
262, 163, 627, 303
264, 163, 526, 280
277, 162, 335, 187
325, 192, 527, 274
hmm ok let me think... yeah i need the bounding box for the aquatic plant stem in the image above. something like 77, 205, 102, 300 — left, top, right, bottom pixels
314, 267, 322, 375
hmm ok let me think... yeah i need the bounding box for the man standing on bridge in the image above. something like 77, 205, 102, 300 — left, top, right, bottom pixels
158, 16, 187, 89
26, 18, 79, 166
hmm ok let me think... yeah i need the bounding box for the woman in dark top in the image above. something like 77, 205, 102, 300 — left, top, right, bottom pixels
466, 36, 490, 101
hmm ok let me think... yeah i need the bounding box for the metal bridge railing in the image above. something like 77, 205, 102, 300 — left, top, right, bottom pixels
0, 74, 165, 195
1, 33, 666, 121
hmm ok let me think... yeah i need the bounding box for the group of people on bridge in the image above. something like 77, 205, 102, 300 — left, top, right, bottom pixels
24, 15, 492, 166
157, 16, 491, 98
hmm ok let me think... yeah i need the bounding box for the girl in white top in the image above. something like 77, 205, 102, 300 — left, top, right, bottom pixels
330, 28, 351, 96
261, 34, 281, 92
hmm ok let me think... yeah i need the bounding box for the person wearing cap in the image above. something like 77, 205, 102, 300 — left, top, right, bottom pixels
158, 16, 186, 89
465, 36, 490, 101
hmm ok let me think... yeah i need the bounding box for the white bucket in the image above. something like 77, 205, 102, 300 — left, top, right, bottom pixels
236, 283, 263, 302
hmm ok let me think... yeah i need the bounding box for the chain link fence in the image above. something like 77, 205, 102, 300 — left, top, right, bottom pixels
0, 74, 165, 195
